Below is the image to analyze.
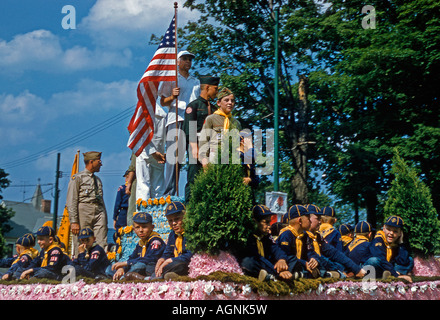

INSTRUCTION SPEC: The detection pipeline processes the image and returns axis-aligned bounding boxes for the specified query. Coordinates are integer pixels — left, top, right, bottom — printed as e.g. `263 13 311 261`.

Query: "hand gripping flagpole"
174 2 179 196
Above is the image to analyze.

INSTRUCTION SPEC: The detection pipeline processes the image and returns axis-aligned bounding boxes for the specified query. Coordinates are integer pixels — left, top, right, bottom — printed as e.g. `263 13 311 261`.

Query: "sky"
0 0 201 226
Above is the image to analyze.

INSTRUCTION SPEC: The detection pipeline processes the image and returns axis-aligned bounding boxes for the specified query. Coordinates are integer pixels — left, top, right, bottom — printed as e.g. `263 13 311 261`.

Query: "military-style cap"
385 215 404 228
355 221 373 234
165 201 186 216
339 224 354 235
78 227 95 240
83 151 102 162
22 233 36 246
133 212 153 224
16 236 32 247
36 226 55 237
177 50 195 59
321 206 336 217
252 205 274 221
199 75 220 86
306 204 322 215
283 204 309 223
216 87 234 101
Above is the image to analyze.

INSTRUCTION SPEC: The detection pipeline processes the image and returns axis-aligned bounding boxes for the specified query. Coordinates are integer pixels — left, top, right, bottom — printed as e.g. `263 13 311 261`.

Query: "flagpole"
174 1 179 196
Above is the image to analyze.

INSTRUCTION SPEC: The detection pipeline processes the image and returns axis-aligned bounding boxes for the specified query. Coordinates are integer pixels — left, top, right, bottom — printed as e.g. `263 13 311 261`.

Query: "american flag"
127 16 177 156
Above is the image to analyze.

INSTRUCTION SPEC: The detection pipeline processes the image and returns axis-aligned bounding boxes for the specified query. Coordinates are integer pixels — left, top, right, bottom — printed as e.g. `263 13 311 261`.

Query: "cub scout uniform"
28 227 70 280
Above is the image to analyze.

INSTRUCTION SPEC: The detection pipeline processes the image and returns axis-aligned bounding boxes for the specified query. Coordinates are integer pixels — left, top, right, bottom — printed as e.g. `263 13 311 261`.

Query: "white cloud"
0 79 137 148
80 0 200 48
0 30 132 74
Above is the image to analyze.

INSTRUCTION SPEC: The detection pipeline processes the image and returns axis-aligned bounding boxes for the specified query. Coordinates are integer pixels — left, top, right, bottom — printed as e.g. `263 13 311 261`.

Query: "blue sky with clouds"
0 0 199 223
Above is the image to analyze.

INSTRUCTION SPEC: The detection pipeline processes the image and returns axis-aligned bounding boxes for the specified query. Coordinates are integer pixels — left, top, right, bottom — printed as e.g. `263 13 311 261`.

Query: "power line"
0 104 135 170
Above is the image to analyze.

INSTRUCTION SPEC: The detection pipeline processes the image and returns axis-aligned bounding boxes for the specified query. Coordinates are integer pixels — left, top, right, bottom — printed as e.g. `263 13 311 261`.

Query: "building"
1 183 55 257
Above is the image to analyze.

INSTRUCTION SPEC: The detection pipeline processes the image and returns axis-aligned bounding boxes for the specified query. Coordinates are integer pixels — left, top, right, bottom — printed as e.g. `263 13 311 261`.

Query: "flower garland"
1 278 440 300
188 251 244 278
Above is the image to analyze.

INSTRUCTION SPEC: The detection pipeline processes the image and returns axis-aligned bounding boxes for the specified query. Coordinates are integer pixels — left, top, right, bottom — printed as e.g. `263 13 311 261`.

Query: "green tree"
309 0 440 226
384 150 440 257
184 143 255 256
0 168 14 257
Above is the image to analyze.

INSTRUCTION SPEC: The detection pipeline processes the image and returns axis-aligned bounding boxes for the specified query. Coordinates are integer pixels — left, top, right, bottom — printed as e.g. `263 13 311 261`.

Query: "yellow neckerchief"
12 248 39 265
253 234 265 257
375 230 395 262
214 109 231 132
348 235 370 252
174 232 185 258
306 231 321 256
341 235 353 246
139 232 161 257
279 225 305 259
319 223 335 239
41 244 60 267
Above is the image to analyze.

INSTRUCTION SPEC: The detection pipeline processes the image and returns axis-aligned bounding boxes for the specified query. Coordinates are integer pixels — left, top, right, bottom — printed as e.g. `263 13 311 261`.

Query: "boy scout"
1 234 39 280
111 212 165 281
155 201 193 280
365 215 413 282
69 227 110 280
347 221 374 265
66 151 108 257
239 205 295 282
198 87 242 168
183 75 220 202
276 205 317 278
319 206 343 251
339 223 354 255
306 208 366 278
20 226 70 281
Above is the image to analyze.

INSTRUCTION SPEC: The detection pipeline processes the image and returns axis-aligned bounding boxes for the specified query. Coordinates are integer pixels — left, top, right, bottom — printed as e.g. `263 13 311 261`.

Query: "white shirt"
159 73 200 127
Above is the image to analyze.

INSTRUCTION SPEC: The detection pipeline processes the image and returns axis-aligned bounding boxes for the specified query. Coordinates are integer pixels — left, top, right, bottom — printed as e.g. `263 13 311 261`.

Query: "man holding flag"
127 7 199 198
159 50 200 197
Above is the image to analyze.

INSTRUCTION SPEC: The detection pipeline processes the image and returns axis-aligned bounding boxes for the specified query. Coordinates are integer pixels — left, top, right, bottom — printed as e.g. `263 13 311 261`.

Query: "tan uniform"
66 169 108 256
199 113 242 164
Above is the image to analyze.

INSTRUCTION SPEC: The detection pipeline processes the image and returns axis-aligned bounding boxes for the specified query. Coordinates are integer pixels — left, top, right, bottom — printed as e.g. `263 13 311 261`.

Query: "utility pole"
52 153 61 233
273 7 280 191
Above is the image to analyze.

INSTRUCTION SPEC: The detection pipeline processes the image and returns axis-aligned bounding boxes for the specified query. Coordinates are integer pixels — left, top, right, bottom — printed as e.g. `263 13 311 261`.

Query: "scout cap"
22 233 36 246
133 212 153 224
306 204 322 215
252 205 274 221
355 221 373 234
321 206 336 217
283 204 309 222
177 50 195 59
16 236 32 247
385 215 404 228
83 151 101 162
216 87 234 101
339 224 354 235
199 75 220 86
78 227 94 240
165 201 186 216
36 226 55 237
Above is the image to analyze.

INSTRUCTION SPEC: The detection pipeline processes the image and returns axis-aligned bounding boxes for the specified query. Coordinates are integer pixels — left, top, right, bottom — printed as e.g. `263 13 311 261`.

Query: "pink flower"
188 251 243 278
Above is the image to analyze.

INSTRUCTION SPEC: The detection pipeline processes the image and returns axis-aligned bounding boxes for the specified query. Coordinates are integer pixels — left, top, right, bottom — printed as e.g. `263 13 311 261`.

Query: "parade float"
2 159 440 301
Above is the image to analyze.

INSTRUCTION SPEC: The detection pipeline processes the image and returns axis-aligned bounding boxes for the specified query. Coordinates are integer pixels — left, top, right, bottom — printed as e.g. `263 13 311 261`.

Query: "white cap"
177 50 195 59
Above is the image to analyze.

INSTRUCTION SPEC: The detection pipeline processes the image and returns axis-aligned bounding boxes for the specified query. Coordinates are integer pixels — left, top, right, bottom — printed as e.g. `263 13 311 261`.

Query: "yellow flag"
56 150 80 256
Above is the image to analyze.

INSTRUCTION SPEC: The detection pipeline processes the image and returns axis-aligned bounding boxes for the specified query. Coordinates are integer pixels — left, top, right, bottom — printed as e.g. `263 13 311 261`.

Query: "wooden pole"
174 2 179 196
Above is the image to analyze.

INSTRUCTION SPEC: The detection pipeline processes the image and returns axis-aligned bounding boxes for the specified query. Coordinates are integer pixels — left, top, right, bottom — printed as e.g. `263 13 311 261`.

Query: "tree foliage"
184 144 255 256
0 168 14 257
179 0 440 226
384 150 440 257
